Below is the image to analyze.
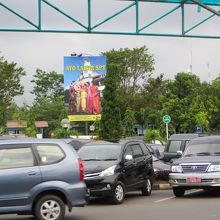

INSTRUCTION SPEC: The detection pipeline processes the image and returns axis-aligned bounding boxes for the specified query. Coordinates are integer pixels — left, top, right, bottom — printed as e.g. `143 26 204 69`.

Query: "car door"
122 145 137 188
0 145 42 207
131 143 147 187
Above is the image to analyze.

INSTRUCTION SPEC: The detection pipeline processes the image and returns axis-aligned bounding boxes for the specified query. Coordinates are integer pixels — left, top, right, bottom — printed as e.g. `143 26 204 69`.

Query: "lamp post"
61 118 70 138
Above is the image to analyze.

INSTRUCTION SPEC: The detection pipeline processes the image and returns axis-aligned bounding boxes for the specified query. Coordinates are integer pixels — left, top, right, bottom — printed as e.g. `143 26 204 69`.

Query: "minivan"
0 138 87 220
78 140 154 204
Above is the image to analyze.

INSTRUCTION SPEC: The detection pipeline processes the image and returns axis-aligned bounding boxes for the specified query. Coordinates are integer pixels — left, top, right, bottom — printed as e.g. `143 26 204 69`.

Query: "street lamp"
61 118 70 137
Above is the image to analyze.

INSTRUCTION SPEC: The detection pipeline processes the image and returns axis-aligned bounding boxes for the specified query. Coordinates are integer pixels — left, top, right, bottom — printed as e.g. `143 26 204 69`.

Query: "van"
162 134 200 162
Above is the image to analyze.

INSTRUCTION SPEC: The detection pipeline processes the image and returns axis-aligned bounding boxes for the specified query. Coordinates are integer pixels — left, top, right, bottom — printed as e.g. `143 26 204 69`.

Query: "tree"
161 72 202 133
123 107 136 137
103 46 154 94
99 64 123 140
30 69 67 132
31 69 64 101
144 129 164 144
0 56 26 126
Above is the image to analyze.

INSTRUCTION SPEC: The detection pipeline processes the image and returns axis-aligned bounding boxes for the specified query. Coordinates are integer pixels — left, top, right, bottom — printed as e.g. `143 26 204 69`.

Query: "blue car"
0 138 87 220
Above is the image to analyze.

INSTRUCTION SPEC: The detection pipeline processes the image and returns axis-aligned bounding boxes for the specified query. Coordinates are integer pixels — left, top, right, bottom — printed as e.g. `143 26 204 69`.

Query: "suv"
162 133 200 162
0 138 87 220
78 140 154 204
170 136 220 197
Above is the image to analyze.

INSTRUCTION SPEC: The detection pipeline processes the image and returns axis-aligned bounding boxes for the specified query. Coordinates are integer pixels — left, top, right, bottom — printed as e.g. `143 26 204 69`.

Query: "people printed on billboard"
64 56 106 118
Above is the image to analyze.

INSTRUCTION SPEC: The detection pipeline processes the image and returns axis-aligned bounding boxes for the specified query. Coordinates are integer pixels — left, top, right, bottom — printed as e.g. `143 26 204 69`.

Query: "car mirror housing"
125 154 133 161
176 150 183 157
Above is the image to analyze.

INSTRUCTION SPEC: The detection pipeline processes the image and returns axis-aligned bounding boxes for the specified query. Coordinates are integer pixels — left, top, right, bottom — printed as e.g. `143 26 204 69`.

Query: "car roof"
169 133 199 140
0 135 17 140
0 138 67 146
83 140 120 146
190 135 220 145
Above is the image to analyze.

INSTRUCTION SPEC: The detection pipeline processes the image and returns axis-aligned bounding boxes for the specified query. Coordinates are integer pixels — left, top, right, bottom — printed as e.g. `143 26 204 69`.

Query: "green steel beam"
1 0 220 39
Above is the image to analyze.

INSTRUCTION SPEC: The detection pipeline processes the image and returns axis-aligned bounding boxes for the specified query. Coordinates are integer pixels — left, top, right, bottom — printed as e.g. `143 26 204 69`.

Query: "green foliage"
31 69 64 101
0 126 7 134
99 64 123 140
0 56 26 126
144 129 164 144
123 107 136 137
52 128 80 138
103 46 154 93
25 126 38 137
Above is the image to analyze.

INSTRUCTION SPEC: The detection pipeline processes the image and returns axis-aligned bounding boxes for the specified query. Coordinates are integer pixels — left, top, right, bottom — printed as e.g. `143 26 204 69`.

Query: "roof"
6 121 27 129
169 133 199 140
35 121 48 128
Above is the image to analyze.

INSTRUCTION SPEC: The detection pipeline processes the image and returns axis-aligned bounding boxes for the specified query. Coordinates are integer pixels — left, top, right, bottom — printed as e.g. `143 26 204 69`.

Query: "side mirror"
125 154 133 161
177 150 183 157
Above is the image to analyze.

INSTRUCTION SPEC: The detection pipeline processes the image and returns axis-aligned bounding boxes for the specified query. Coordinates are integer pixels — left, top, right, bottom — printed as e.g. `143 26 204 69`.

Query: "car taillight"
78 159 84 182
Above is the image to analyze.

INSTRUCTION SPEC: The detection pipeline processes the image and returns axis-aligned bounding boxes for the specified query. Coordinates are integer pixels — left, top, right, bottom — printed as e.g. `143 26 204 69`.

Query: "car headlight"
208 165 220 172
99 165 116 177
154 168 159 172
171 165 182 173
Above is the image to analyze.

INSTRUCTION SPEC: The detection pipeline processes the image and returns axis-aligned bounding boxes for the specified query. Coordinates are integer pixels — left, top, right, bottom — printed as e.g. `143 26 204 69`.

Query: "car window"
0 147 34 169
35 144 65 165
78 144 121 160
124 146 133 157
167 140 182 153
131 144 144 158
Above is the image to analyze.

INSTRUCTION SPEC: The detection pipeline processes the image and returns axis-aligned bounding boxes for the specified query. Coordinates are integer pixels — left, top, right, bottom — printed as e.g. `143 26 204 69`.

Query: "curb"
153 182 171 190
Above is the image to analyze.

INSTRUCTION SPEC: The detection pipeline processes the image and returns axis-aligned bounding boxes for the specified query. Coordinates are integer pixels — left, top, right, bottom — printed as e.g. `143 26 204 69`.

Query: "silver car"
0 138 87 220
169 136 220 197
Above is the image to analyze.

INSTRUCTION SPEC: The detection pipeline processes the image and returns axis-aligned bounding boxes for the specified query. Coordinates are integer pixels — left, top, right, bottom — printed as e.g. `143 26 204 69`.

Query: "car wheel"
34 195 65 220
112 181 125 204
173 187 185 197
141 178 152 196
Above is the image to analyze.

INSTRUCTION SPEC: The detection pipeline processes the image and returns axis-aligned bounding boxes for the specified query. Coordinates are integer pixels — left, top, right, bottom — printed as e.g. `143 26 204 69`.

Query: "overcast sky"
1 0 220 104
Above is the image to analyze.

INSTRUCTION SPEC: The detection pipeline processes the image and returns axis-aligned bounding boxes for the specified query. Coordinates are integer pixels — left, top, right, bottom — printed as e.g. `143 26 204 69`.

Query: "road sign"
163 115 171 124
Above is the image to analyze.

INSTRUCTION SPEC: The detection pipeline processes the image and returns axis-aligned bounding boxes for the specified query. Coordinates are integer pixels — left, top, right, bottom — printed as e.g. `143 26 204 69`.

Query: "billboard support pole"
85 122 89 135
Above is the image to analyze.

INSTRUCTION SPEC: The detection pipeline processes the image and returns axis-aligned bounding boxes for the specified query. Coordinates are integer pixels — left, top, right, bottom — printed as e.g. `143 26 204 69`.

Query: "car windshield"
78 144 122 160
184 143 220 157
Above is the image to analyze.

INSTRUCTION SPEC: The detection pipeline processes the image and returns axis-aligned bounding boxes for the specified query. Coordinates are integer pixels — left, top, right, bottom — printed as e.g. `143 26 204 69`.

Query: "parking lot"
1 189 220 220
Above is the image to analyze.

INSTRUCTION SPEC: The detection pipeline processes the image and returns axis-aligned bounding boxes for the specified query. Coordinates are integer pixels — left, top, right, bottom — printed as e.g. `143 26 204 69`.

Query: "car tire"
141 177 152 196
111 181 125 204
34 194 65 220
173 187 185 197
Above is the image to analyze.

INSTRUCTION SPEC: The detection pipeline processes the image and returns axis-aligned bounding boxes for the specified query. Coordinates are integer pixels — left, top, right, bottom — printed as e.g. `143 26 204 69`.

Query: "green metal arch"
0 0 220 38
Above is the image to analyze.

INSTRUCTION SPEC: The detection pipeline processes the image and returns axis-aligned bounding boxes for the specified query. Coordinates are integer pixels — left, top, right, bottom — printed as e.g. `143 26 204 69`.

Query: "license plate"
186 177 201 183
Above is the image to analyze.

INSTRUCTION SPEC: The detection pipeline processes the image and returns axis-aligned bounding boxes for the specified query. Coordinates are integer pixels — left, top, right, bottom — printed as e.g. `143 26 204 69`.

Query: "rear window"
35 144 65 165
167 140 182 153
0 147 34 169
78 144 122 160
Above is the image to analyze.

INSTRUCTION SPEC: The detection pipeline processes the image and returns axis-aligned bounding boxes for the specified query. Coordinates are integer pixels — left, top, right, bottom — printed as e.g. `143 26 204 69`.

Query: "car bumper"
85 175 117 197
169 172 220 187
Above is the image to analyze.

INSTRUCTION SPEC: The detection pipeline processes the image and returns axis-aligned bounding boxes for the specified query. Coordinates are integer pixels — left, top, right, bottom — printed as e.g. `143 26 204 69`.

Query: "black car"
78 140 154 204
152 155 170 181
63 138 94 151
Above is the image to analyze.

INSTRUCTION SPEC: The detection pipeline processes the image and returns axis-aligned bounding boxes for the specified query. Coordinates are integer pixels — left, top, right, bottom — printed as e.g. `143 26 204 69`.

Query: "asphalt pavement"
1 189 220 220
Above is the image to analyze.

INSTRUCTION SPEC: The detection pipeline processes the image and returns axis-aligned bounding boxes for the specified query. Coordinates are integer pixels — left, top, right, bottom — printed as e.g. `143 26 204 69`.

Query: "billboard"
64 56 106 121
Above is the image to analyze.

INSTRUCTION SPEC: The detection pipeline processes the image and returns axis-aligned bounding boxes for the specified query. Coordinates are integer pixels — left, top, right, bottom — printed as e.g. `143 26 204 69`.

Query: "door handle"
28 171 37 176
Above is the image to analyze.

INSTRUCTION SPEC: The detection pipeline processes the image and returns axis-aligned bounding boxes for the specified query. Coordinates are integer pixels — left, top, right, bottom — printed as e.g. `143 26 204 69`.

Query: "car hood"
173 156 220 165
83 160 118 174
153 160 171 170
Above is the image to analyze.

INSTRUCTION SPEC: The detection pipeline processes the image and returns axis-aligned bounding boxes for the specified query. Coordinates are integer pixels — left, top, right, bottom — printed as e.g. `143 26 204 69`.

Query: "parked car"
78 140 154 204
152 155 171 181
0 138 87 220
162 133 202 162
63 138 94 151
145 143 164 158
0 134 17 140
170 135 220 197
